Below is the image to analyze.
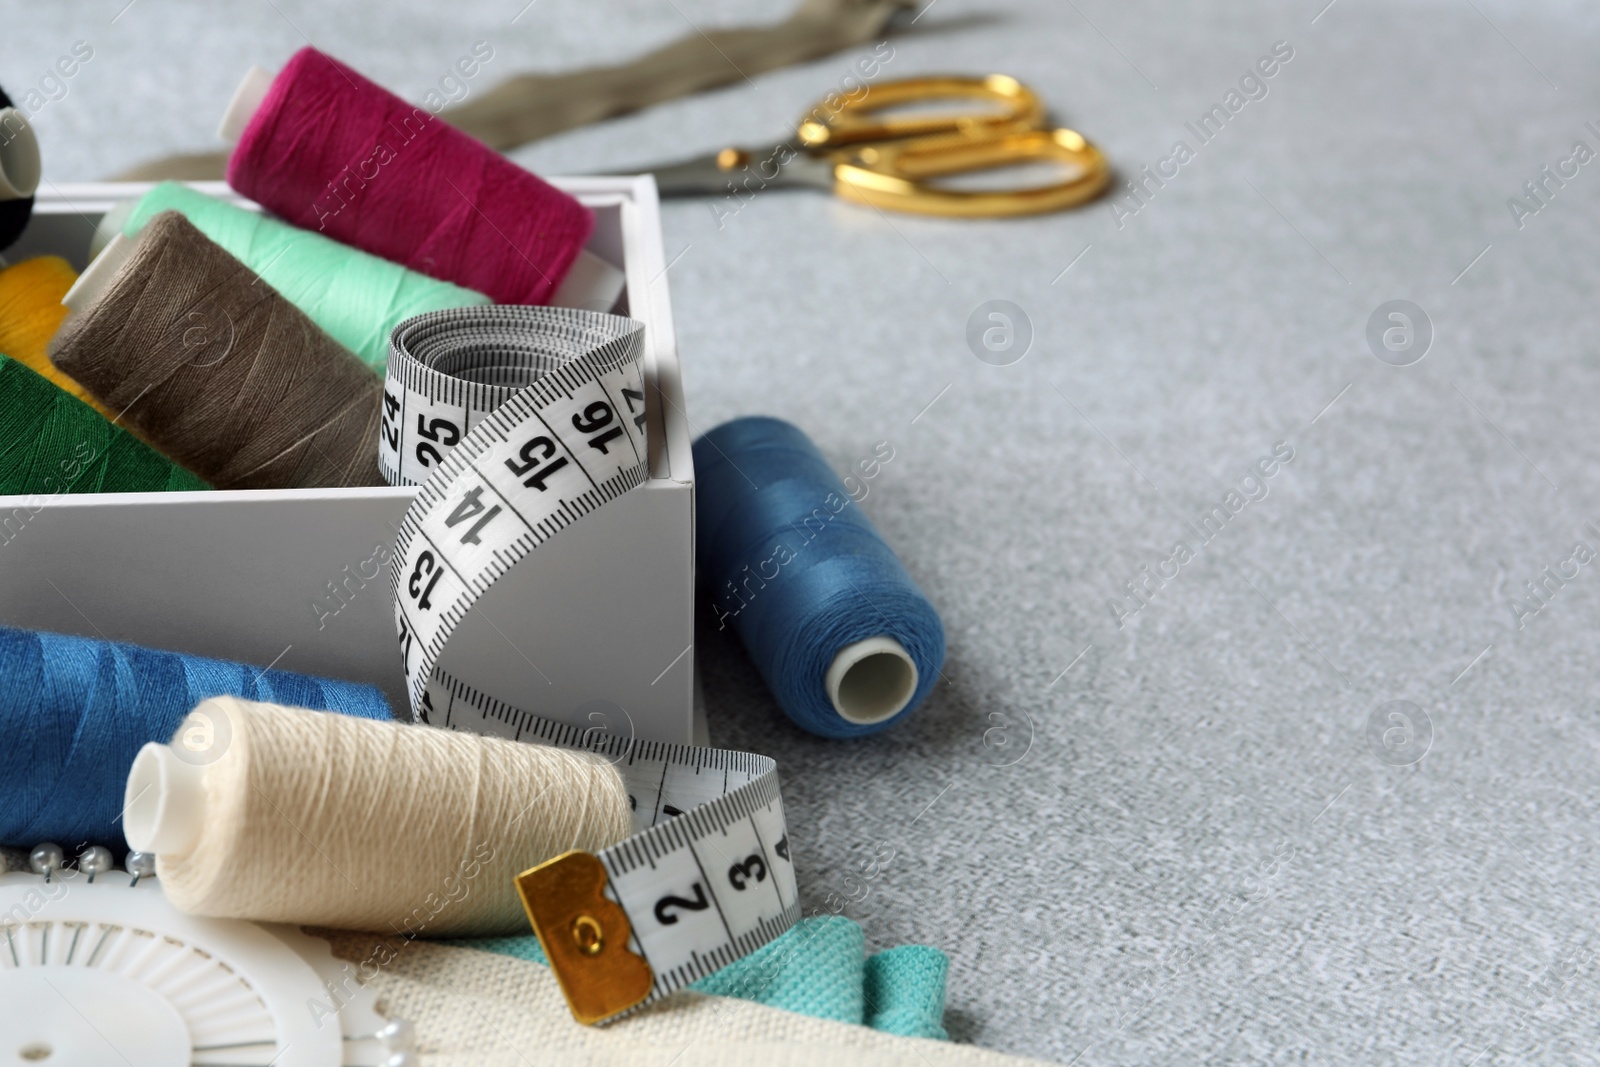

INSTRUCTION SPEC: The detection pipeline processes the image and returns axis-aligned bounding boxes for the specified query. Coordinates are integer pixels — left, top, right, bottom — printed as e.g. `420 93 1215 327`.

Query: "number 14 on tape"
380 307 801 1023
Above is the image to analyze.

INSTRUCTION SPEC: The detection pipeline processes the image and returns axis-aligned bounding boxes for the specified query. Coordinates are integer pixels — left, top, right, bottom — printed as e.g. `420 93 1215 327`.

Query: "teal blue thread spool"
694 416 945 738
0 624 391 848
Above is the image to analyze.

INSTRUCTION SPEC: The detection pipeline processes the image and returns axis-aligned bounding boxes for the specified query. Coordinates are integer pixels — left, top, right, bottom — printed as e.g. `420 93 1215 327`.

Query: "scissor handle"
797 74 1046 150
831 127 1112 218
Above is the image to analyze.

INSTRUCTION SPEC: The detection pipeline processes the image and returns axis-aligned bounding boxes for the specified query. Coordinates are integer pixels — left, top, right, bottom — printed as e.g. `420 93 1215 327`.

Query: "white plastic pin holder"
1 845 415 1066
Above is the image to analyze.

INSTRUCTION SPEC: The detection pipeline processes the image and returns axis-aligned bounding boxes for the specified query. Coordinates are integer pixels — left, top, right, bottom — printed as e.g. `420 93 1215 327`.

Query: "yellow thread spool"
0 256 115 420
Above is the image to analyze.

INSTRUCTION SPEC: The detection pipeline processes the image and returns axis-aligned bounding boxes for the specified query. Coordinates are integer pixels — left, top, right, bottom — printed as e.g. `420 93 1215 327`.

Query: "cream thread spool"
123 696 632 937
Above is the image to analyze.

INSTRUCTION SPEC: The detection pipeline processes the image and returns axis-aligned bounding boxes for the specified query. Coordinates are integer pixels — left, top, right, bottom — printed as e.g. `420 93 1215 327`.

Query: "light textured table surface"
9 1 1600 1062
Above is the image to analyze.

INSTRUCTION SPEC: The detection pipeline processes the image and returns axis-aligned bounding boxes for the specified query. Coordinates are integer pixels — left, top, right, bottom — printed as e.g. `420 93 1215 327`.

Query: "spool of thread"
693 416 945 738
226 48 594 306
0 255 116 418
103 182 491 369
0 83 41 251
0 626 390 848
0 355 207 494
124 696 631 937
49 211 387 490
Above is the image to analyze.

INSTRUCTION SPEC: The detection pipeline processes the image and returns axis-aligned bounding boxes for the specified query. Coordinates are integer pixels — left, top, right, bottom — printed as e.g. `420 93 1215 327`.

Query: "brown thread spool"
48 211 386 490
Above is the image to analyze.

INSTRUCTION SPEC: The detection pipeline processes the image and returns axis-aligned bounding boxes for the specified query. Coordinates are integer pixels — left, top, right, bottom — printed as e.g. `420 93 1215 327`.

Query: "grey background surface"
9 0 1600 1062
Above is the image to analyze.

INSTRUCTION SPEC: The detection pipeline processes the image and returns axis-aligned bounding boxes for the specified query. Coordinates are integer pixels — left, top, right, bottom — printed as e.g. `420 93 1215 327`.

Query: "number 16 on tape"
380 307 802 1022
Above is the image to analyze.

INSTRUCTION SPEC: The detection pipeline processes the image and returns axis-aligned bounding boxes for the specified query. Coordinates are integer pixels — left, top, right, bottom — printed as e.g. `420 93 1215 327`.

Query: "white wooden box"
0 179 697 743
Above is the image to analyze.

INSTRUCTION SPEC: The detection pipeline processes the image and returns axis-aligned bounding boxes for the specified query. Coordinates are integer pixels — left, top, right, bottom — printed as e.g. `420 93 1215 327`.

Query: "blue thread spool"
0 625 391 847
693 416 945 738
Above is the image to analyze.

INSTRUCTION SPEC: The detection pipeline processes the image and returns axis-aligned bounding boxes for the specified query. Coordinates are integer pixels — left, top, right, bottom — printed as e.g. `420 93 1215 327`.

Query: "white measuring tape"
380 306 799 1024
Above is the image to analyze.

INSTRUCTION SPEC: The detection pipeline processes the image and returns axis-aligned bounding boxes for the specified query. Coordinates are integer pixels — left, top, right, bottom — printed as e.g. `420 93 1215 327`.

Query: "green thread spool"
112 182 491 369
0 355 207 495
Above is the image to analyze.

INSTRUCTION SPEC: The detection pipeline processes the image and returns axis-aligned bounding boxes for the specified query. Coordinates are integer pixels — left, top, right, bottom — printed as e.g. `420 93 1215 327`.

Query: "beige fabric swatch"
318 929 1061 1067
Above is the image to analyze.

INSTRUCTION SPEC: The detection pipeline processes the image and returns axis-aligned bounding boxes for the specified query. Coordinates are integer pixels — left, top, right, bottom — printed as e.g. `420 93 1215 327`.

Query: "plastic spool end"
550 250 627 312
217 65 274 144
0 107 42 200
124 743 207 855
62 231 135 318
826 636 918 726
87 199 134 261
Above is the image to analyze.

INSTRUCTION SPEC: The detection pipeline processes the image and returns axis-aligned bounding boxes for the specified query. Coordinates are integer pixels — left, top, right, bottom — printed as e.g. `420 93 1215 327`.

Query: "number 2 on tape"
381 307 801 1023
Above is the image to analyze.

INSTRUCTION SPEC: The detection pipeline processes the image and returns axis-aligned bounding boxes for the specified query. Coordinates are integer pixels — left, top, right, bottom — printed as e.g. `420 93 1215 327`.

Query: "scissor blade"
597 146 835 197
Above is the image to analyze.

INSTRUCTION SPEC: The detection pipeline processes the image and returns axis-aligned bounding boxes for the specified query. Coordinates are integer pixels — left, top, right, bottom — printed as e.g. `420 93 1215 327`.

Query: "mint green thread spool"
108 182 492 369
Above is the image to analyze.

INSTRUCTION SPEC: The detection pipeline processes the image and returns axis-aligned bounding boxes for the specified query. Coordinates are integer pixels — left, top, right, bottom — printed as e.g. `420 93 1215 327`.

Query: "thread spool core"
551 250 626 313
826 636 918 725
0 108 42 200
219 66 274 144
124 743 207 855
87 199 134 261
62 232 136 318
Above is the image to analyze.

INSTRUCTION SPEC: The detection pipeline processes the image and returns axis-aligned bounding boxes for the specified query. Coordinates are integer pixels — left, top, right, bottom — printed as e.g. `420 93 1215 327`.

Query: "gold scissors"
618 74 1111 218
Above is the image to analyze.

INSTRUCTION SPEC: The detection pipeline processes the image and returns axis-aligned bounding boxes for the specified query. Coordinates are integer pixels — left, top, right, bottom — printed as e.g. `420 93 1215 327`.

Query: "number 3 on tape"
382 307 800 1023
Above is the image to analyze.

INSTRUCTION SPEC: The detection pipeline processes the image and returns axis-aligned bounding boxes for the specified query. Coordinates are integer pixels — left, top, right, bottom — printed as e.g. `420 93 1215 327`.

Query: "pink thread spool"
226 48 593 306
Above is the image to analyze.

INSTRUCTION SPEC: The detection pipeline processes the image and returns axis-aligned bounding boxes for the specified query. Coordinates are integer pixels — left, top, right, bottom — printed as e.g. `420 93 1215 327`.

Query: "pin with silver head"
346 1016 417 1065
78 845 113 884
28 842 64 883
126 850 157 888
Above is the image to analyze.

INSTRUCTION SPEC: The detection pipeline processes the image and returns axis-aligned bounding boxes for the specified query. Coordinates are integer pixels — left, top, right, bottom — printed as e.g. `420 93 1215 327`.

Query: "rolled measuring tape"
380 306 799 1025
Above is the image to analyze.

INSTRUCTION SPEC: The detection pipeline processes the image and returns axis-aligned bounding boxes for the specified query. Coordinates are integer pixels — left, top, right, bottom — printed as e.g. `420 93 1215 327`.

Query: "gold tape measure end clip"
517 850 655 1025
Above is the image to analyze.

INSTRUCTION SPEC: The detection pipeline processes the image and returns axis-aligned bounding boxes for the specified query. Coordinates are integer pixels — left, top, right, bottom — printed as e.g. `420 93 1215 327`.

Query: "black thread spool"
0 84 38 252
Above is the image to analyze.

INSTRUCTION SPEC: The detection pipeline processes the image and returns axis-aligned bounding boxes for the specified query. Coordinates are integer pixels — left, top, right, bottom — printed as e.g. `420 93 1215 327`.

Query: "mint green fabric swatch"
692 915 867 1023
864 944 950 1039
457 915 948 1039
